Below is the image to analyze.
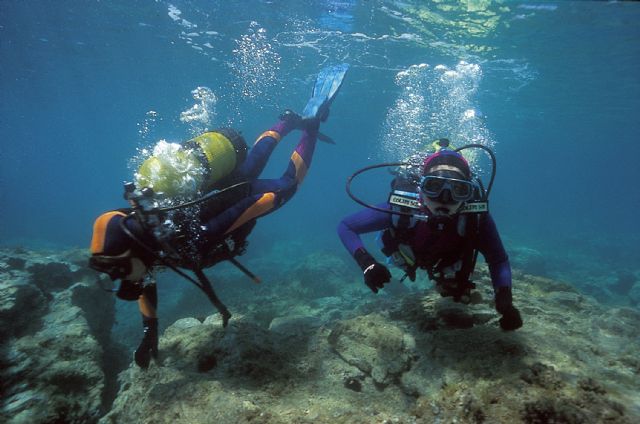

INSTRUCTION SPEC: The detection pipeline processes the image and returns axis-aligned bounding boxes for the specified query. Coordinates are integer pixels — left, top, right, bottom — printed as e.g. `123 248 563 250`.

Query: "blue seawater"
1 1 639 291
2 2 640 420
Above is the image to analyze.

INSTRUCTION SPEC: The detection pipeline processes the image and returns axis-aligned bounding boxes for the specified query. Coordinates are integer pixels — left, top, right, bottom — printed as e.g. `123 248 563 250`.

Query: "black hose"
157 181 250 212
346 162 425 218
97 279 118 293
118 214 232 326
345 144 497 217
454 144 496 198
193 269 232 327
228 257 261 284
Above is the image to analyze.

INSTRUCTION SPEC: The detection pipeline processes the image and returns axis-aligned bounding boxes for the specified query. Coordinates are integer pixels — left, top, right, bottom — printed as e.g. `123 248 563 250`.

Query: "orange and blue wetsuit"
90 117 319 368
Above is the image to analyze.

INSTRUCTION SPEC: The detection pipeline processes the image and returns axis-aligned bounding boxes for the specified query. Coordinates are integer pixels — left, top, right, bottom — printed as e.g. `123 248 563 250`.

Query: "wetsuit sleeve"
476 213 512 290
337 202 391 256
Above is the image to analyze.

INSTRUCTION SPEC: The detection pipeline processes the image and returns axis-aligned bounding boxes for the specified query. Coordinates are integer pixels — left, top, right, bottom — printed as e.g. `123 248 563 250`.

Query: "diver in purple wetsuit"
88 64 350 368
338 141 523 332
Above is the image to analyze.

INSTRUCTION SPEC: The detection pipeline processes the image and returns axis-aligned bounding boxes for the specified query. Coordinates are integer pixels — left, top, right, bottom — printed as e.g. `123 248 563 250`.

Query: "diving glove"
134 317 158 369
354 248 391 294
495 287 523 331
116 279 143 301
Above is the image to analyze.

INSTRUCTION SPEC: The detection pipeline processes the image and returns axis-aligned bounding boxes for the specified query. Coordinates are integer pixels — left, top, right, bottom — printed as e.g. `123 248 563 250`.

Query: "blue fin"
302 63 349 120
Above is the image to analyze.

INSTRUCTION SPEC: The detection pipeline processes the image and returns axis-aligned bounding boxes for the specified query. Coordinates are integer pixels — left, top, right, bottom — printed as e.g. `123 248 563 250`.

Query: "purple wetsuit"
337 202 512 291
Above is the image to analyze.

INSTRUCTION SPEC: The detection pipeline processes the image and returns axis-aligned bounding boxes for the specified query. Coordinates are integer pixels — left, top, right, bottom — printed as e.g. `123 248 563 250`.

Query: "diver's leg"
134 282 158 369
238 120 294 180
203 125 319 237
250 123 319 196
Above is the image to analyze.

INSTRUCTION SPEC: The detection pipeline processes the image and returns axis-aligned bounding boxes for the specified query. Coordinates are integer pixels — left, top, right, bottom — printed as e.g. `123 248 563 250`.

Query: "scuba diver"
338 138 523 331
89 64 349 368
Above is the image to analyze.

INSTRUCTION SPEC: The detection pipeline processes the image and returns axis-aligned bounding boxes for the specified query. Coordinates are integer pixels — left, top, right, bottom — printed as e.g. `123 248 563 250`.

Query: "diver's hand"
134 318 158 369
364 263 392 294
116 279 143 301
495 287 523 331
499 306 523 331
406 267 416 282
354 248 391 294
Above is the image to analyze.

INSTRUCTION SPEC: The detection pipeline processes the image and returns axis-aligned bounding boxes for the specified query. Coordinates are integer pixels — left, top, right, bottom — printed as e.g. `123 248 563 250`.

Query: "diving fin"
302 63 349 121
317 132 336 144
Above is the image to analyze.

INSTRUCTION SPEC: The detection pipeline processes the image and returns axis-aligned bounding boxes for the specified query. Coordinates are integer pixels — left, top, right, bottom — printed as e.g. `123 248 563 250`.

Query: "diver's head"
89 212 149 283
419 149 473 217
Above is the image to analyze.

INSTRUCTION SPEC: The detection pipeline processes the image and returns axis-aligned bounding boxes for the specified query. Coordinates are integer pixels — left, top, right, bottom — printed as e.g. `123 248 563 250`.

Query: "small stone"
344 377 362 392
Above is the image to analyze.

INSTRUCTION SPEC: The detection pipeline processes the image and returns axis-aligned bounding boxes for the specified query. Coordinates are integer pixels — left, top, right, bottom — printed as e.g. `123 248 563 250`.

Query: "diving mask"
89 251 134 281
419 175 474 202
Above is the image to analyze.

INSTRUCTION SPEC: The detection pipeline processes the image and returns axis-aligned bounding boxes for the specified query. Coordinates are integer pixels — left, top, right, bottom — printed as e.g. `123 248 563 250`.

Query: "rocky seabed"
1 247 639 423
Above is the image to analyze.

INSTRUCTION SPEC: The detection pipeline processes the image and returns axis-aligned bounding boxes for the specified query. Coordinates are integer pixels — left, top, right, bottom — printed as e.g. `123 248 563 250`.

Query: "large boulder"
0 248 118 424
101 316 313 423
1 288 106 423
0 277 48 339
101 266 640 424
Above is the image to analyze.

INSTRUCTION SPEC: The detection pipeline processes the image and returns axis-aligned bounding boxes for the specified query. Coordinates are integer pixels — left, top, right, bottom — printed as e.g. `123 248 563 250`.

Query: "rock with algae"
328 313 416 386
102 258 639 423
0 248 116 424
3 248 639 423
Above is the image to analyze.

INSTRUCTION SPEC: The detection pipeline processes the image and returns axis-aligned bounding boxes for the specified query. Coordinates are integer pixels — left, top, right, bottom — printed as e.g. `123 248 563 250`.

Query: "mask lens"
421 176 473 201
421 176 446 197
451 180 472 200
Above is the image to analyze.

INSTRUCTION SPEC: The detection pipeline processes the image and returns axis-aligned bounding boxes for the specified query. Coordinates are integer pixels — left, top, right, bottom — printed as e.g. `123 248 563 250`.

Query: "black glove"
116 279 143 301
134 317 158 369
354 248 391 294
495 287 523 331
405 267 416 282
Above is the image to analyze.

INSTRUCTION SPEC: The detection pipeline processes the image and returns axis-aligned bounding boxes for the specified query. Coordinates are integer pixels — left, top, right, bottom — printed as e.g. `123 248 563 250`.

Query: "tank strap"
454 213 481 284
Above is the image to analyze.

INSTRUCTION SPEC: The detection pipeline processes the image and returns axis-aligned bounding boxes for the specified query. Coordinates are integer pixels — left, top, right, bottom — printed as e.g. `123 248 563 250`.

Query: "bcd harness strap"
384 184 485 302
428 214 480 303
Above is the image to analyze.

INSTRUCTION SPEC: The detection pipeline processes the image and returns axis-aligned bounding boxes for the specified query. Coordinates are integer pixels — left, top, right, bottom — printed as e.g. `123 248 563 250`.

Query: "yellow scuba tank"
430 138 452 152
135 128 248 198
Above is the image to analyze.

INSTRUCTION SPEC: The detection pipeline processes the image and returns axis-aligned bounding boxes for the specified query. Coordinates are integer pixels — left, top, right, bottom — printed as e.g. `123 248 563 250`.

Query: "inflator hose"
345 144 497 216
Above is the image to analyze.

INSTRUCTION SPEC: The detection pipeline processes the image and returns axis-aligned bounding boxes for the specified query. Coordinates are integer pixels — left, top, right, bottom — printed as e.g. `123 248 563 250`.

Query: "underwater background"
1 1 640 422
2 0 638 259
